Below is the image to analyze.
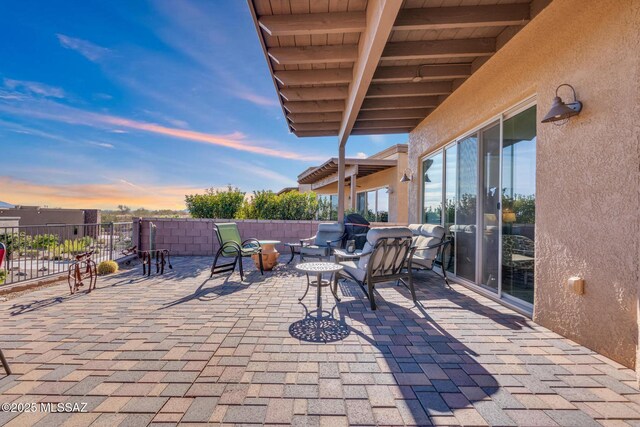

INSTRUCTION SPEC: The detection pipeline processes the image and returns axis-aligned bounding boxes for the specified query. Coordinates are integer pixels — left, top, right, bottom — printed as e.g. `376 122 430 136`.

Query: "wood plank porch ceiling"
249 0 548 139
297 158 397 185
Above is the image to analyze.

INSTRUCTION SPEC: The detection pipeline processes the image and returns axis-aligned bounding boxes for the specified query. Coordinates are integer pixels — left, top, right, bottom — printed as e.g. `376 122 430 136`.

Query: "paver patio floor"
0 256 638 426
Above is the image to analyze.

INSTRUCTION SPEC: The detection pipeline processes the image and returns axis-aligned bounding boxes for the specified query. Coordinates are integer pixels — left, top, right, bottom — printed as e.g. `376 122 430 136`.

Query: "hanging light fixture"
541 84 583 124
400 168 413 183
412 65 430 83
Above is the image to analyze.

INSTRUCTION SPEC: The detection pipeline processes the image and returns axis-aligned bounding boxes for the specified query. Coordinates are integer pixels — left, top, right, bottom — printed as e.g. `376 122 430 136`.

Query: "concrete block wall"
134 218 408 256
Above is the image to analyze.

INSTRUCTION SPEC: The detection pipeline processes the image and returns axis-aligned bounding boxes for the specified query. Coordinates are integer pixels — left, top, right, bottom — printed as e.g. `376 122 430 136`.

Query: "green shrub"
0 231 28 257
31 234 59 249
0 270 6 285
185 186 245 219
97 260 119 275
238 190 319 220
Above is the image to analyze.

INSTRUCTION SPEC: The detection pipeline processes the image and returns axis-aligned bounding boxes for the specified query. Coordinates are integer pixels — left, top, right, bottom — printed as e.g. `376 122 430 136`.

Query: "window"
317 194 338 220
422 151 443 224
356 187 389 222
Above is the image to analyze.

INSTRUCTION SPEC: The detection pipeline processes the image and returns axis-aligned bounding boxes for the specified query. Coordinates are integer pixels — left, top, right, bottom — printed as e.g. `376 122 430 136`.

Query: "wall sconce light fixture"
400 168 413 183
541 84 583 124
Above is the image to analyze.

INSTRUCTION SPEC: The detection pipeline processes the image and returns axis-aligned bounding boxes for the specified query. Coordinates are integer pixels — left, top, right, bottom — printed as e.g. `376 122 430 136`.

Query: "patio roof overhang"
298 157 396 188
248 0 550 221
248 0 550 141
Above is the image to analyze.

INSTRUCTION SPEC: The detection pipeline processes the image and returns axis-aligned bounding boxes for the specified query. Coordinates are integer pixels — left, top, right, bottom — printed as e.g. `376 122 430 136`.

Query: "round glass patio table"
295 262 343 317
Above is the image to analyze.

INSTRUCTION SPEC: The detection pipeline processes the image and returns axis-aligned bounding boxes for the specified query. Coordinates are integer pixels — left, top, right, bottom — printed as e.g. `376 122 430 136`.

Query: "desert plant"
0 269 6 285
31 234 59 249
97 260 119 275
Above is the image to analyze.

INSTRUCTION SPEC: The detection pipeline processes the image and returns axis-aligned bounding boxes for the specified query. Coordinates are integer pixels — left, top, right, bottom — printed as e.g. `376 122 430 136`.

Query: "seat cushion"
411 235 440 264
411 254 433 269
314 222 344 247
419 224 445 240
300 245 329 257
408 224 422 236
358 227 413 270
338 260 365 282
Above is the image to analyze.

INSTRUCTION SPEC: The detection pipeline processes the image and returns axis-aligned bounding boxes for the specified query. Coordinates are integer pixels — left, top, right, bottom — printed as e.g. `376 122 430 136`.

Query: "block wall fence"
134 218 406 256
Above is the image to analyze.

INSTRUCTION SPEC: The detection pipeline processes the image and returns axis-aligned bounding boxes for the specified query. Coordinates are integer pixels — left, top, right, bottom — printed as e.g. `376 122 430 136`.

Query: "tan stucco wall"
407 0 640 368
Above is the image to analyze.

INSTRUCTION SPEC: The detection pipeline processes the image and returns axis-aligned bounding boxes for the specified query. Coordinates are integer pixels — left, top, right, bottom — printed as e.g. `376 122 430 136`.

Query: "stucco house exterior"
249 0 640 374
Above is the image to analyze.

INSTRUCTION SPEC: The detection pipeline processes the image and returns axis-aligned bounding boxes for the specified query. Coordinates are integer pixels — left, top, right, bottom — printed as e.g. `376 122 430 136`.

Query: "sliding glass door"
480 123 501 293
421 102 536 311
455 136 478 282
501 106 536 304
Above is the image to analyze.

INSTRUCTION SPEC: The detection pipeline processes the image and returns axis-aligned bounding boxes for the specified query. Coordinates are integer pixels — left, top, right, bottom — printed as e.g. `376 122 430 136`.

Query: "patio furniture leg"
367 280 376 310
330 273 341 302
316 273 322 308
299 273 310 301
287 246 295 264
0 349 11 375
238 255 244 281
258 251 264 275
408 273 417 302
442 265 450 287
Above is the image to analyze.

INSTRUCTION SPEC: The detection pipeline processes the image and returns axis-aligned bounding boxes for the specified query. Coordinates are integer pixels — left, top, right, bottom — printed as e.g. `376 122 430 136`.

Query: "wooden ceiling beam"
367 81 451 98
353 119 420 129
268 45 358 65
284 100 344 113
339 0 404 146
372 64 471 82
290 122 341 132
351 127 413 135
294 130 339 137
394 4 530 31
287 112 343 123
361 96 440 110
259 11 366 36
275 69 353 86
357 108 432 120
280 86 348 101
382 38 495 60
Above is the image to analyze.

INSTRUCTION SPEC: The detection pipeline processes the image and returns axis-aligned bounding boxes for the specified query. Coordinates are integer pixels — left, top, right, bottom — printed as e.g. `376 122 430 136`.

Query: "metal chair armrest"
300 236 316 247
334 249 371 262
326 236 344 249
413 239 451 253
220 241 242 255
242 238 262 248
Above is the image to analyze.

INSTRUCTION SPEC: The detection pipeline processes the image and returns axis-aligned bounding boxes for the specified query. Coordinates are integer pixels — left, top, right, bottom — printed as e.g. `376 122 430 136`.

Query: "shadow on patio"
0 256 637 426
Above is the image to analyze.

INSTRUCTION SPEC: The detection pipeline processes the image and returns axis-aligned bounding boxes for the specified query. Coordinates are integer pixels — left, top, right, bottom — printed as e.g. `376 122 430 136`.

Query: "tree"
185 186 245 219
117 205 131 214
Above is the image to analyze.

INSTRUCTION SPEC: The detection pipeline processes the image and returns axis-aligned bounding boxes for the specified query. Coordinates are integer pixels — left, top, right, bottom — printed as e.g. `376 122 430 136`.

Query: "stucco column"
337 144 346 222
350 174 357 210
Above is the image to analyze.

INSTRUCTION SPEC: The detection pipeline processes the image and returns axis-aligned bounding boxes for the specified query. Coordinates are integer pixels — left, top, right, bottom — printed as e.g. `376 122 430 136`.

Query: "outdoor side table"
252 240 281 271
295 262 343 316
284 242 301 264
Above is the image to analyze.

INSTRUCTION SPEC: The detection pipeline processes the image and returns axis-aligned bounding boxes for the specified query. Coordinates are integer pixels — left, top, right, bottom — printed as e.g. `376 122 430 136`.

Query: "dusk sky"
0 1 406 210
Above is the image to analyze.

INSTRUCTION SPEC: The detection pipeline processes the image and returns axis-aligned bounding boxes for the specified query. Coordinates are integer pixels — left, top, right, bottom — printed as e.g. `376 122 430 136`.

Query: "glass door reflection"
480 123 501 293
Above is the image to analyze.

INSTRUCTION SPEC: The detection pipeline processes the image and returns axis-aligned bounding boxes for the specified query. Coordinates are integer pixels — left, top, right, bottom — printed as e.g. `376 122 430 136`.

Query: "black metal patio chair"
210 223 263 281
334 227 417 310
